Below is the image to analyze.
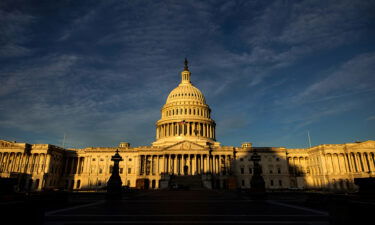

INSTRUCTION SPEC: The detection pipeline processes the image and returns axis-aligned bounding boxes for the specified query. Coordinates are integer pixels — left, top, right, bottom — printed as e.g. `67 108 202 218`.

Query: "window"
99 168 103 174
279 180 282 186
240 158 243 161
110 166 113 173
100 158 104 161
127 180 131 186
241 180 245 186
240 168 244 174
276 158 280 161
249 168 252 174
77 180 81 188
129 158 132 161
277 168 281 174
128 168 131 174
270 180 274 186
269 170 273 174
120 168 123 174
92 158 96 161
98 181 101 186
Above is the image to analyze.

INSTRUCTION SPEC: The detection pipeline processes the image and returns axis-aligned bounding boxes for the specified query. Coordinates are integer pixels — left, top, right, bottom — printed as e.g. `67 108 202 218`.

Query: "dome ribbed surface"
166 83 206 104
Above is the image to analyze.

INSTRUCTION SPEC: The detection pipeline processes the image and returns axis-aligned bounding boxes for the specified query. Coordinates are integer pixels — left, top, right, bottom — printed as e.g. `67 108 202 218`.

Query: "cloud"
238 0 375 85
0 0 374 148
0 8 35 58
292 52 375 104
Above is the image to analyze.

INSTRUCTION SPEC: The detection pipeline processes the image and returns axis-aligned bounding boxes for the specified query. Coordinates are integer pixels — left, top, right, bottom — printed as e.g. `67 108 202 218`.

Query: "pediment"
163 140 206 151
0 140 15 148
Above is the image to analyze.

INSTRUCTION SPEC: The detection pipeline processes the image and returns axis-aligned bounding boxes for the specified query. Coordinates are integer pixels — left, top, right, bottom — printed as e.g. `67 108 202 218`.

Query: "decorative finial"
184 58 189 71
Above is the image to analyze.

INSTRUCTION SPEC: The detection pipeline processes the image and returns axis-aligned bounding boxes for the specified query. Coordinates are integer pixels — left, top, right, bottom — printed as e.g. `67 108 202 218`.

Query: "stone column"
363 153 370 172
355 153 362 172
69 157 75 174
344 153 351 173
168 155 172 174
368 153 375 172
188 155 192 175
173 155 178 174
44 154 51 173
216 156 220 174
162 155 166 173
192 155 196 175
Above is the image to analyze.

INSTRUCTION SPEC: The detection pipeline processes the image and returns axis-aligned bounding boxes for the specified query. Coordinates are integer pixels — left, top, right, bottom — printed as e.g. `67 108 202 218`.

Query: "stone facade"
1 61 375 192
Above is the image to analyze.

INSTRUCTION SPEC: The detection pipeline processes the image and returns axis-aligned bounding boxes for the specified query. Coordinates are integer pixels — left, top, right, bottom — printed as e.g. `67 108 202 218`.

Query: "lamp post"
107 149 123 199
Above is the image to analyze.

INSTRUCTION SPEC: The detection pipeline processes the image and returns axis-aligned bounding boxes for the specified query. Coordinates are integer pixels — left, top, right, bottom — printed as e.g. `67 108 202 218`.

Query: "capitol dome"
152 59 216 147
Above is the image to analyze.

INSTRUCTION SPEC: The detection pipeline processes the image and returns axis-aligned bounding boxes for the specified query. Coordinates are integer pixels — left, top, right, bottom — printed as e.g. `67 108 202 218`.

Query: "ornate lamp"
107 149 123 199
250 151 266 193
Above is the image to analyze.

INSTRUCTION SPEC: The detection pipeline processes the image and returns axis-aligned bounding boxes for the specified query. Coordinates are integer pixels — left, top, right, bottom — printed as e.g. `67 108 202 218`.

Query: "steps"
169 175 204 190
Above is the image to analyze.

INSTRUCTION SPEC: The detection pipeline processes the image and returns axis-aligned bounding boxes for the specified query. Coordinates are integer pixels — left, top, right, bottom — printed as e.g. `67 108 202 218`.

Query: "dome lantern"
181 58 191 84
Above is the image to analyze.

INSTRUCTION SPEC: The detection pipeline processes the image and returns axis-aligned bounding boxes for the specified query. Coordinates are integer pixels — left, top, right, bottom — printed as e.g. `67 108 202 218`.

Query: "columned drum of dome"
152 59 217 147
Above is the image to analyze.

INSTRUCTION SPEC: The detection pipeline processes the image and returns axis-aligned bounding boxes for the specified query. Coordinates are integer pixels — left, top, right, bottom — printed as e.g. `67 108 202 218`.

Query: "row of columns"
156 122 215 139
63 156 85 175
288 157 309 176
139 154 232 176
325 152 375 174
0 152 50 174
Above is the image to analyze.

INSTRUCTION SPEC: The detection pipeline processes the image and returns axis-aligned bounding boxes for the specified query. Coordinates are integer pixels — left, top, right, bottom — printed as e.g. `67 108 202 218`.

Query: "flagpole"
62 133 66 148
307 131 312 148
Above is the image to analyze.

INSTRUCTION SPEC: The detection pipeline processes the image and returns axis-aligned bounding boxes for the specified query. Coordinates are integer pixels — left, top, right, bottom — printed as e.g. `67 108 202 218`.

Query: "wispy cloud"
291 52 375 104
0 0 374 148
0 8 35 58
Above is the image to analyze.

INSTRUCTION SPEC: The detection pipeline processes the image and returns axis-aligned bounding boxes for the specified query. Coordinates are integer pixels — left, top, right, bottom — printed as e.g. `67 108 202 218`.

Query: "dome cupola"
152 59 216 147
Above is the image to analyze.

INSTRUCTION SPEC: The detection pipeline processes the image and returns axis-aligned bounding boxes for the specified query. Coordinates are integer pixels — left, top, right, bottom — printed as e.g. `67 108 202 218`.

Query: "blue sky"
1 0 375 149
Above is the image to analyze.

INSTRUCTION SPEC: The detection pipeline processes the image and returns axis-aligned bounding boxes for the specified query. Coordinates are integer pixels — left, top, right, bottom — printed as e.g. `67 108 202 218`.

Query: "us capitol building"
1 60 375 192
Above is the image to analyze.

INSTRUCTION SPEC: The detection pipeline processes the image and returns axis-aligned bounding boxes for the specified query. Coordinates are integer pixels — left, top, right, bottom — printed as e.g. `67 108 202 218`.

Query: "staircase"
169 175 204 190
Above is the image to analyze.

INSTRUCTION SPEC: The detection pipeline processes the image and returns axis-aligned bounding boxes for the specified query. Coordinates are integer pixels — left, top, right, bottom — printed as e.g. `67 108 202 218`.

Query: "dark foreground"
1 190 374 225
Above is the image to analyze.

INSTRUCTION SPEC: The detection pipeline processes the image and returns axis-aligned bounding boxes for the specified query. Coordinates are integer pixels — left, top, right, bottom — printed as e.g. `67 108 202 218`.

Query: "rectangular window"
249 168 252 174
240 168 244 174
120 168 123 174
269 170 273 174
241 180 245 186
128 168 131 174
92 158 96 161
99 168 103 174
279 180 282 186
129 158 132 161
277 168 281 174
270 180 274 186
